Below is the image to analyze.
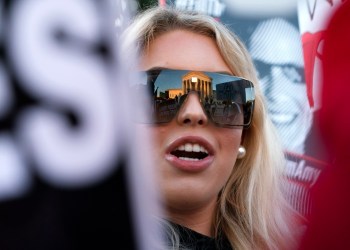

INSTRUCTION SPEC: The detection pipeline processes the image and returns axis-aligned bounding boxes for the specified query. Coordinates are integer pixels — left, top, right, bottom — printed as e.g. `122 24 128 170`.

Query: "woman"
122 6 299 250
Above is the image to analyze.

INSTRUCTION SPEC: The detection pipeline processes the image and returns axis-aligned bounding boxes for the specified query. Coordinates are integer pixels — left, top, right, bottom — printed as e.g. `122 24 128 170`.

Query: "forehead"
139 29 232 74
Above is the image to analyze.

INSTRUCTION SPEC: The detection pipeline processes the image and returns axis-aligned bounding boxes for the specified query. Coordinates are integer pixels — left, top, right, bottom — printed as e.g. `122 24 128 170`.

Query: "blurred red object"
298 1 350 249
159 0 167 7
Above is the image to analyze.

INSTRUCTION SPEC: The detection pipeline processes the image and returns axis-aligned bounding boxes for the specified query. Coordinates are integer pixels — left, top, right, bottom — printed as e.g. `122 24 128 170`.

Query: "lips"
165 136 214 172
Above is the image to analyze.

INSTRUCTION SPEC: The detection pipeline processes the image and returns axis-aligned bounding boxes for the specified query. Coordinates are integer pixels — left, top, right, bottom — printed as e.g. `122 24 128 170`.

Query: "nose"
176 92 208 126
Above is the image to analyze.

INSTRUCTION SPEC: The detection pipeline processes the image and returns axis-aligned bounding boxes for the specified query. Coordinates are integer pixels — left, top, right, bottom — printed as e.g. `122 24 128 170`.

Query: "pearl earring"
237 146 246 159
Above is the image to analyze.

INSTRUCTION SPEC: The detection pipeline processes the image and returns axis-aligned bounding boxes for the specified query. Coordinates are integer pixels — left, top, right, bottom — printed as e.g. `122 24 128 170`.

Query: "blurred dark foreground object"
298 1 350 249
0 0 159 249
0 166 136 250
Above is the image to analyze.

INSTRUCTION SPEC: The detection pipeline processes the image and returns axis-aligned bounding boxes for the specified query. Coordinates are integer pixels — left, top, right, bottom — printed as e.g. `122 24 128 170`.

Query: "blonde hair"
122 6 299 250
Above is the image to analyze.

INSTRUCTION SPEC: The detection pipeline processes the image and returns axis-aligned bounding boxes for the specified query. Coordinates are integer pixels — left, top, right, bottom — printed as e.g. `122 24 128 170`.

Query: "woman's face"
139 30 243 213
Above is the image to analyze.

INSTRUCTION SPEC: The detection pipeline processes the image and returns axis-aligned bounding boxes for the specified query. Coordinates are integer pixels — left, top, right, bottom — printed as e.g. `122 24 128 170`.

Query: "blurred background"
136 0 158 11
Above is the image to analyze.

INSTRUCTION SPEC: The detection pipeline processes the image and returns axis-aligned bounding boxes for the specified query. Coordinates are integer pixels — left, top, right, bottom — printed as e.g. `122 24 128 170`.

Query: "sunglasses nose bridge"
176 92 208 126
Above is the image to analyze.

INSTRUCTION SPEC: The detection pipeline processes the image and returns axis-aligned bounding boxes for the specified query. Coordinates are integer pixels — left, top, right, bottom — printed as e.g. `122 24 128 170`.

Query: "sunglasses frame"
134 69 255 128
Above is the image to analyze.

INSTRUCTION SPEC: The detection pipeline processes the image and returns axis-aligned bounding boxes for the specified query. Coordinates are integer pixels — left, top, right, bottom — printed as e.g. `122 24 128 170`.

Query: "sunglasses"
131 69 255 128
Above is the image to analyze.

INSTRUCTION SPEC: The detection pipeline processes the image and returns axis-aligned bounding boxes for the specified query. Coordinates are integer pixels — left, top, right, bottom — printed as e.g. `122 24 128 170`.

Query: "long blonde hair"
122 6 299 250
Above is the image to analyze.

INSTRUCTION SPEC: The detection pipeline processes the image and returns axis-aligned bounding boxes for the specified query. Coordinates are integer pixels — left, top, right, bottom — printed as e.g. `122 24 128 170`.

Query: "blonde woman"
122 6 299 250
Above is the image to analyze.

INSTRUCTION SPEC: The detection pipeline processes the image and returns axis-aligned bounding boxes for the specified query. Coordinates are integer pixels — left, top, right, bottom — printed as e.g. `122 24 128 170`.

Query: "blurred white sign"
224 0 298 17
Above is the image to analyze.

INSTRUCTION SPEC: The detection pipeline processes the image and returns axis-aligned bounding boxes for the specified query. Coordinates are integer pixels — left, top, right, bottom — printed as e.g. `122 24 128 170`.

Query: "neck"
165 199 217 237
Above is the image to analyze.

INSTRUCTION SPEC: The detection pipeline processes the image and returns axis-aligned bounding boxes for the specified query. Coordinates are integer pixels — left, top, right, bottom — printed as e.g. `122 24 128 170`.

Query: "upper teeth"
177 143 208 154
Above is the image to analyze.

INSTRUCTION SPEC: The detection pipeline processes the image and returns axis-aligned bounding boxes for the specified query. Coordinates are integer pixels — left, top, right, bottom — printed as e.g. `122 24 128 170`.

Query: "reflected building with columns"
163 71 213 101
182 71 213 100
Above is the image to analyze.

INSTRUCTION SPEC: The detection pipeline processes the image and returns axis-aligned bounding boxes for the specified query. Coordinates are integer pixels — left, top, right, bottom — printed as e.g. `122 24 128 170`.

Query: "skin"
139 29 242 237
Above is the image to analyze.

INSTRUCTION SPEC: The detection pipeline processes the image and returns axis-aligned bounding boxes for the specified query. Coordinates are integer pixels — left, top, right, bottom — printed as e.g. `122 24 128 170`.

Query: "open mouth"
170 143 209 161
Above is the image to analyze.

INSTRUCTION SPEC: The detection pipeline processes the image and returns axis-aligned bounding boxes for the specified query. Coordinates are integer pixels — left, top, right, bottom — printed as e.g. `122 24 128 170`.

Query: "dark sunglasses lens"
154 97 179 123
134 69 254 126
203 78 254 127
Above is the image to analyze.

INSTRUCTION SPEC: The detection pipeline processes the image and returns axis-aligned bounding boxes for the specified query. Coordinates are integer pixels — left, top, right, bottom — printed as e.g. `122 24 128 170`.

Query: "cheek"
293 84 308 103
215 129 242 167
217 129 242 150
221 141 240 168
213 132 242 193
